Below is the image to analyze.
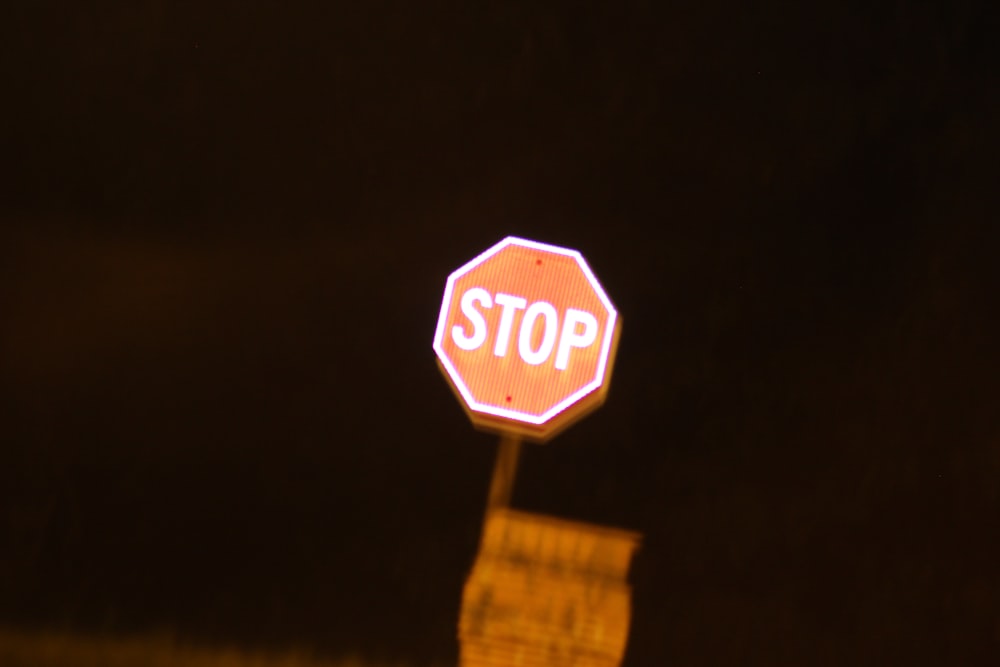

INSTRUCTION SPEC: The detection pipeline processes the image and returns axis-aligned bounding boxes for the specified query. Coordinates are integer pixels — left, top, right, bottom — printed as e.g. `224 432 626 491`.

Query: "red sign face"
433 237 620 440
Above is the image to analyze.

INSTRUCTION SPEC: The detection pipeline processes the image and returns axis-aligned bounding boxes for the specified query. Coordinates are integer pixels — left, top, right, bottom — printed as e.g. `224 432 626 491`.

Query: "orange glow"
433 237 620 441
0 627 359 667
459 510 640 667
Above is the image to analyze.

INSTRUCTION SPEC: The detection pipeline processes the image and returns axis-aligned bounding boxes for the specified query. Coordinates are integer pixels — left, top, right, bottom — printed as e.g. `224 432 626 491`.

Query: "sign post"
485 432 521 516
433 236 637 667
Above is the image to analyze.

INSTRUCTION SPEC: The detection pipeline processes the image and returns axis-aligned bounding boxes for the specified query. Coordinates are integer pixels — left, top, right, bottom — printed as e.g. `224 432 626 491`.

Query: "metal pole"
485 431 522 516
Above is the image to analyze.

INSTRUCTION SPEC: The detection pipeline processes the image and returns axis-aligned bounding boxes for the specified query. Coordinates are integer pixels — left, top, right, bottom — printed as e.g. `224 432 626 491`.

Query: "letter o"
518 301 559 365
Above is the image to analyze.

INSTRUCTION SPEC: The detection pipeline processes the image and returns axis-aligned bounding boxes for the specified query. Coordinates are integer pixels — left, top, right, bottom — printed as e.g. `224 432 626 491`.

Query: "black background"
1 2 997 665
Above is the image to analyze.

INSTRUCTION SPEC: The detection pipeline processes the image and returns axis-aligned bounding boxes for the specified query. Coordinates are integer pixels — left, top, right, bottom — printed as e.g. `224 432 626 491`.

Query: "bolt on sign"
433 237 620 441
459 509 641 667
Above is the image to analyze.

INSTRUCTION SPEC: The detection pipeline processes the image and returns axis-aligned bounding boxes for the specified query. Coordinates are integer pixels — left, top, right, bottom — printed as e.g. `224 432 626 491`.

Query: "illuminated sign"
433 237 620 441
459 509 640 667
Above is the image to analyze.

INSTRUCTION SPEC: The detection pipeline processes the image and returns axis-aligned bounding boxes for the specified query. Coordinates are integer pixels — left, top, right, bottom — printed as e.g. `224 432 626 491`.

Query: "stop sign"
433 236 620 441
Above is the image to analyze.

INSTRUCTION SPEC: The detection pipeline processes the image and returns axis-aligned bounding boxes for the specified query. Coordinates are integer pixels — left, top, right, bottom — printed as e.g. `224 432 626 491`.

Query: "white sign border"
433 236 618 426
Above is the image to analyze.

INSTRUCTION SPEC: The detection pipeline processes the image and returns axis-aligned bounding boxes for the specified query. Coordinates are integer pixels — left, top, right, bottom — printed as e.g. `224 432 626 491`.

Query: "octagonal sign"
433 236 620 441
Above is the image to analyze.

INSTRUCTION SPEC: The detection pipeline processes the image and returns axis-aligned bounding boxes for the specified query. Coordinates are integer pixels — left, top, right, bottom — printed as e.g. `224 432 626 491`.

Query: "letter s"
452 287 492 351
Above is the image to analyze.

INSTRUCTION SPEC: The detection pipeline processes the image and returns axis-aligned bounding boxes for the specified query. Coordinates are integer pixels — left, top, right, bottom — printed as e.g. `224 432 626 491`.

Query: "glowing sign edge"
432 236 618 426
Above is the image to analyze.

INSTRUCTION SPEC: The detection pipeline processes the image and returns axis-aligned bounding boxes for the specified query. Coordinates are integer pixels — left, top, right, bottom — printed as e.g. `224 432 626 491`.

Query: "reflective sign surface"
459 509 640 667
434 237 619 439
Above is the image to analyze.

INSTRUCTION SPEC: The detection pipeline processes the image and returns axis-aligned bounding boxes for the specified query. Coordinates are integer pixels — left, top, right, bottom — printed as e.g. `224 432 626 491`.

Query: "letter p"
555 309 598 370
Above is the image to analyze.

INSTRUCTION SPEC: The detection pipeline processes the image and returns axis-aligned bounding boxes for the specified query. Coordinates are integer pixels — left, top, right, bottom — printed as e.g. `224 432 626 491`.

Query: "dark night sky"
1 1 998 665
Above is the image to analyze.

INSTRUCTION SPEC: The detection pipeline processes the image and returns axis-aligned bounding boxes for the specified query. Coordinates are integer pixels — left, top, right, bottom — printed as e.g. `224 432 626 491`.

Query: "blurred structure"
459 509 640 667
